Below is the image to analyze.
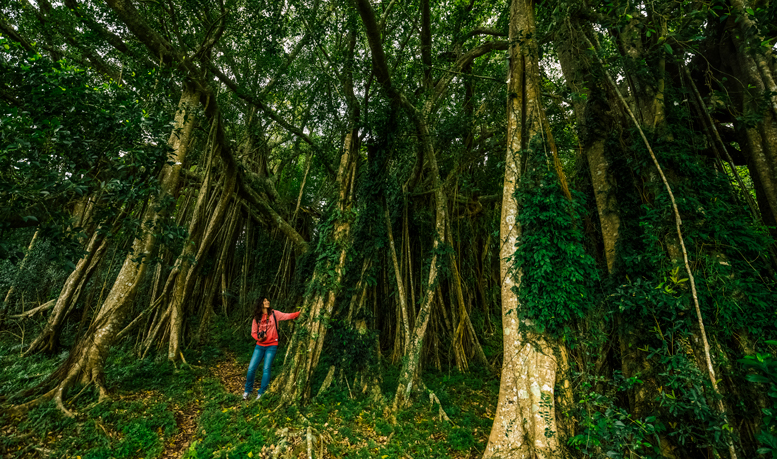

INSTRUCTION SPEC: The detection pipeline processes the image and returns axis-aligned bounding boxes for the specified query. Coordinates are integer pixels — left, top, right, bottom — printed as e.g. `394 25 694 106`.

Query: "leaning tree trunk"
2 229 40 316
715 6 777 238
25 227 110 355
484 1 561 457
10 85 199 416
168 127 238 361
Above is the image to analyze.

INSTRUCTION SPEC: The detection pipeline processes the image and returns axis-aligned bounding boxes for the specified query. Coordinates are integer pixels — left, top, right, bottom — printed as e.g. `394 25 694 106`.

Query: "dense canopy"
1 0 777 458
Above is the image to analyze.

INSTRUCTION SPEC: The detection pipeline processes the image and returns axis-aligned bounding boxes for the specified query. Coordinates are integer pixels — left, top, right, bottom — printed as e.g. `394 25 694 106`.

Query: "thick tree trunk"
718 13 777 238
556 18 621 273
11 85 199 414
484 1 561 457
169 137 237 361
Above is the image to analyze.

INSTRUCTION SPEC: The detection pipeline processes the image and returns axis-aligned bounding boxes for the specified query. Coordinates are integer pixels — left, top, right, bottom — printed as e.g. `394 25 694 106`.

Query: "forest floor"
0 322 500 459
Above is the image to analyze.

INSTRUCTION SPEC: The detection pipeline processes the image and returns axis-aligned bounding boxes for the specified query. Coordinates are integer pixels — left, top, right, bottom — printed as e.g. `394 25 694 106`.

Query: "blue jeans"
244 345 278 395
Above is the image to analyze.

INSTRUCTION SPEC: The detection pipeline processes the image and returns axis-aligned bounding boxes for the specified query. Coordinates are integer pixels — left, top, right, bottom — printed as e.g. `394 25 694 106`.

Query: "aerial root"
5 386 57 417
54 388 75 418
95 377 110 403
429 392 453 424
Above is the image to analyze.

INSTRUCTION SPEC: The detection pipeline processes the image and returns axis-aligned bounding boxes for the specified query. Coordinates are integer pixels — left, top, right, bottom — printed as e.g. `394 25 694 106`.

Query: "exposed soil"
212 353 245 396
158 355 243 458
160 402 200 459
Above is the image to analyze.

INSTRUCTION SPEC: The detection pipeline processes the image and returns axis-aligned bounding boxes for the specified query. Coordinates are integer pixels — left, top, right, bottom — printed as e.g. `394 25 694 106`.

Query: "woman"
243 297 300 400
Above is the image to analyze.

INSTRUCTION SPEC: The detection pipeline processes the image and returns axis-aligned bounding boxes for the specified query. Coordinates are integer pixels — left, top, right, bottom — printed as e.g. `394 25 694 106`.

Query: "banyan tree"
1 0 776 457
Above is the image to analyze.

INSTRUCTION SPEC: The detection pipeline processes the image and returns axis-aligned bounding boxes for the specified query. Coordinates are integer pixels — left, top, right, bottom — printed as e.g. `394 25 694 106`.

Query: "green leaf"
664 43 673 54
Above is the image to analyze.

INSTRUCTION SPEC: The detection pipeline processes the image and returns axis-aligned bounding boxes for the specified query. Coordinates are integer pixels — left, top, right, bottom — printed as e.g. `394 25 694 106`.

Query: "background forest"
1 0 777 458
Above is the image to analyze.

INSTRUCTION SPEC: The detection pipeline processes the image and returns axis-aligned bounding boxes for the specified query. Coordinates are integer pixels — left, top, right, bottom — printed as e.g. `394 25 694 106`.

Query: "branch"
24 0 121 80
354 0 390 87
236 174 309 255
105 0 327 181
460 27 507 43
0 15 36 53
206 62 321 154
104 0 203 79
430 66 502 83
9 300 56 319
429 40 507 111
377 0 398 33
62 0 154 67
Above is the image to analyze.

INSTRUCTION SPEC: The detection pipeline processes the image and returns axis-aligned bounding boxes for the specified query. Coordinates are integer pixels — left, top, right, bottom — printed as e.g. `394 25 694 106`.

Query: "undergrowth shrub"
740 342 777 458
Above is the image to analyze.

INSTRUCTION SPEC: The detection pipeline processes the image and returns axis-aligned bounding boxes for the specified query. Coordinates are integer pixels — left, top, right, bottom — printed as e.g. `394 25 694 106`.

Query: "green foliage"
448 426 475 451
0 341 68 397
0 341 180 458
0 38 171 232
571 388 666 459
740 342 777 458
511 164 599 338
323 320 378 377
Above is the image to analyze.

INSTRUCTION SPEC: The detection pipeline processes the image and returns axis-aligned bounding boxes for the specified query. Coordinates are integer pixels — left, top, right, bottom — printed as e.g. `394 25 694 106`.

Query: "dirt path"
212 353 245 396
160 402 200 459
158 355 244 458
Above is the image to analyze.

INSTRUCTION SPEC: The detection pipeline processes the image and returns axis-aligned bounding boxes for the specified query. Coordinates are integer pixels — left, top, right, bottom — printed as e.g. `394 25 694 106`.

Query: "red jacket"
252 310 300 346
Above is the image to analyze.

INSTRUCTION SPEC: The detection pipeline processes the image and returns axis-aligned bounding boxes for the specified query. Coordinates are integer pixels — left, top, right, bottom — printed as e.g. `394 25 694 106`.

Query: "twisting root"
54 388 75 418
6 387 57 417
429 392 453 424
95 377 110 403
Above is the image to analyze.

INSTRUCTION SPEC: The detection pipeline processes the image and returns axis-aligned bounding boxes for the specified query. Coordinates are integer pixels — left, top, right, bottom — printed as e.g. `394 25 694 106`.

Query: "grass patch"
0 332 499 458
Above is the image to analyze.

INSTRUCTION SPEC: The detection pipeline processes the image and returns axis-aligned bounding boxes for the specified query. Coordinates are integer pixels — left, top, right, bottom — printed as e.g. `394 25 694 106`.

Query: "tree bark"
556 17 621 273
484 1 561 457
11 85 199 414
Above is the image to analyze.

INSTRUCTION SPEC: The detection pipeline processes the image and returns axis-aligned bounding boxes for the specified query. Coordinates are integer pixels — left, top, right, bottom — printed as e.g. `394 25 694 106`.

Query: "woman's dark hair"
252 297 273 323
